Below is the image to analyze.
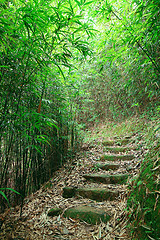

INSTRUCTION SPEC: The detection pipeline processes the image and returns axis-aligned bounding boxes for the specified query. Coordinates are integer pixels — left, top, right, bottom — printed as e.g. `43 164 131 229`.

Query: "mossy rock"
116 139 131 145
63 187 119 201
102 139 130 146
104 146 134 153
63 187 77 198
113 136 132 140
83 173 129 184
77 188 119 201
123 136 132 139
48 208 63 216
63 206 110 224
100 154 134 161
96 163 119 170
102 140 116 146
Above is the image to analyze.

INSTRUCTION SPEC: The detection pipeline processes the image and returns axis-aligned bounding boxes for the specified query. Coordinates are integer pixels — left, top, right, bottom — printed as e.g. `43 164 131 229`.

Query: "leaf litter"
0 136 143 240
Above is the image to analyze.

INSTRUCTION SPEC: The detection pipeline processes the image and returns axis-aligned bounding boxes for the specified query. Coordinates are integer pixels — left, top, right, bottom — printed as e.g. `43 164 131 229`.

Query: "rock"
102 139 130 146
123 136 133 139
63 187 77 198
104 146 135 153
113 136 132 140
48 208 63 216
83 173 129 184
116 139 131 145
77 188 119 201
63 206 110 224
100 154 134 161
63 187 119 201
96 163 119 170
102 140 116 146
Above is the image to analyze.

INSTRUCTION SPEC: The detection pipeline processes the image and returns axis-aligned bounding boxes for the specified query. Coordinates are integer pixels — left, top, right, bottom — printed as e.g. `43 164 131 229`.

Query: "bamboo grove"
0 0 92 209
0 0 160 212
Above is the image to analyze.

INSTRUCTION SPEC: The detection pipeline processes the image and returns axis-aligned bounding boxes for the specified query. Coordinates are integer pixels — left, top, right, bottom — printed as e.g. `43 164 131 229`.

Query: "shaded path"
0 135 141 239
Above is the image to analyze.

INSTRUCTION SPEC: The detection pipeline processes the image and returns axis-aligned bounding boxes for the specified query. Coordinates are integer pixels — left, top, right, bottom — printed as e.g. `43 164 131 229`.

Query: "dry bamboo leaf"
154 194 159 210
91 232 97 240
147 235 156 240
98 226 102 239
152 165 160 171
0 137 137 240
155 191 160 194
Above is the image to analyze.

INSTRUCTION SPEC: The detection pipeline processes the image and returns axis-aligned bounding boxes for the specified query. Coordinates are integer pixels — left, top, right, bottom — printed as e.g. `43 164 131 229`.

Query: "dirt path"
0 135 142 240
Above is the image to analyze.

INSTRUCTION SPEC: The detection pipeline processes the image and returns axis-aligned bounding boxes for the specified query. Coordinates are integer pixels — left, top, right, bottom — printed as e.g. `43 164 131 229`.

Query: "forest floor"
0 125 144 240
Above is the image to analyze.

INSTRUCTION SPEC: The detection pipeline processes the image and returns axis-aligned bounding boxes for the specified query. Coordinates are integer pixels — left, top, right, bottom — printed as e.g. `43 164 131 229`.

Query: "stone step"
63 206 110 224
63 187 119 201
96 162 119 170
100 154 134 161
48 208 63 217
102 139 130 146
113 135 132 140
104 146 135 153
83 173 129 184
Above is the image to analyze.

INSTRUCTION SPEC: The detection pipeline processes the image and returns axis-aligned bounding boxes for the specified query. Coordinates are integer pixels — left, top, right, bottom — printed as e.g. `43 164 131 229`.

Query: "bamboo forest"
0 0 159 239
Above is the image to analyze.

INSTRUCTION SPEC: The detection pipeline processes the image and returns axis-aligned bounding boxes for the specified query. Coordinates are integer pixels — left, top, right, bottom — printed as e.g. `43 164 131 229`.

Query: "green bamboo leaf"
0 66 10 68
83 1 93 6
0 191 10 207
25 145 42 154
37 135 51 145
74 0 81 7
0 188 21 195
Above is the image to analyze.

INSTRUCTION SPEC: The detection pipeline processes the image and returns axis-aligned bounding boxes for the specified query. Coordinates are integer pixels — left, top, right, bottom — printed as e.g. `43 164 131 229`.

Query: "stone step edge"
63 205 110 225
63 187 120 201
102 139 131 146
96 162 119 170
47 205 111 225
100 154 134 161
83 173 129 184
104 146 136 153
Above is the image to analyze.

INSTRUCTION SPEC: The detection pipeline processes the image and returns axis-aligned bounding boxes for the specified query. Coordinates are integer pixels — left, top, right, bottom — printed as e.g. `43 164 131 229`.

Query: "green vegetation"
83 117 159 239
0 0 159 238
0 188 21 208
127 124 160 240
0 0 93 208
73 0 159 126
48 208 63 216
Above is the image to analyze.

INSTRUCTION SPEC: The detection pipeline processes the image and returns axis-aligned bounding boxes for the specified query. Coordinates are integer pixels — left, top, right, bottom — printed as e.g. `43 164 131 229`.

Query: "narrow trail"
0 135 142 240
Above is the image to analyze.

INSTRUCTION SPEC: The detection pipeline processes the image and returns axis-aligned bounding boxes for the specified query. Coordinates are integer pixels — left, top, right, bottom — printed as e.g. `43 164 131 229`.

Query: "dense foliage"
127 124 160 239
0 0 93 209
74 0 160 125
83 117 160 240
0 0 159 238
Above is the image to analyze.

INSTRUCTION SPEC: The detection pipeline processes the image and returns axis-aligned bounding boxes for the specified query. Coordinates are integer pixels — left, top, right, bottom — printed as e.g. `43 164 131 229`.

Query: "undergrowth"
127 123 160 240
82 115 160 240
82 116 158 143
127 143 160 240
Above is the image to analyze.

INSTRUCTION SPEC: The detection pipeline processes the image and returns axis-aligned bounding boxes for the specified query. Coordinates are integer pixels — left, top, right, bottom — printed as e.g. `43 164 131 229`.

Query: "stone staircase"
48 136 136 225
